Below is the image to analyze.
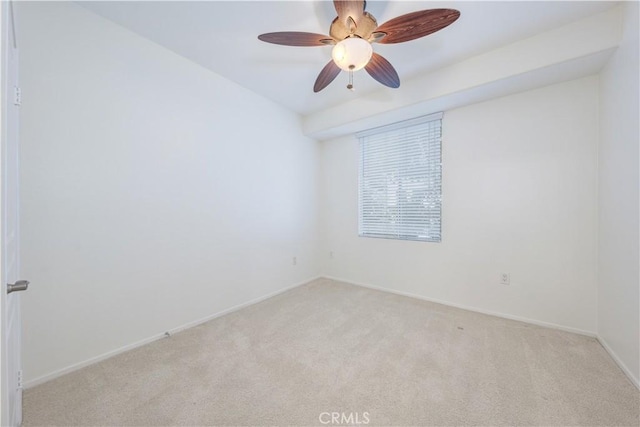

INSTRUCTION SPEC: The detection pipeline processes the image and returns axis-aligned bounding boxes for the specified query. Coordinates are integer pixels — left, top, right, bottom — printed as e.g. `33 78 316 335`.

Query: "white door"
1 2 24 426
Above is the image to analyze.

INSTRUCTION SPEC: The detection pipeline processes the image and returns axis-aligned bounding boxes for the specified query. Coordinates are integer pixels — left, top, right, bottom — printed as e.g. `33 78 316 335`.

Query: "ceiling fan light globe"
331 37 373 72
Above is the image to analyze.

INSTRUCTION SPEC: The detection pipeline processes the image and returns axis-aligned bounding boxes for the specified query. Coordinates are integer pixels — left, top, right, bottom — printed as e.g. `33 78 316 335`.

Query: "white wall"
320 76 599 334
17 2 320 384
598 1 639 386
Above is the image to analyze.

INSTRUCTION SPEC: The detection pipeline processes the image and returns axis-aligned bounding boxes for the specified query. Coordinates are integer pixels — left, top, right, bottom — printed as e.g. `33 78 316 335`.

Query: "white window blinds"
358 113 442 242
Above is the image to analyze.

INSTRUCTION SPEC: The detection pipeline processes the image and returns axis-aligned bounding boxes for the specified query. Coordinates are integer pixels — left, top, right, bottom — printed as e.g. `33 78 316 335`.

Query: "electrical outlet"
500 273 510 285
292 256 297 266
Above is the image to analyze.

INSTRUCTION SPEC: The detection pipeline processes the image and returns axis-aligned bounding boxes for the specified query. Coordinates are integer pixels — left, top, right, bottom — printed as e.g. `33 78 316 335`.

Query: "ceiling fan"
258 1 460 92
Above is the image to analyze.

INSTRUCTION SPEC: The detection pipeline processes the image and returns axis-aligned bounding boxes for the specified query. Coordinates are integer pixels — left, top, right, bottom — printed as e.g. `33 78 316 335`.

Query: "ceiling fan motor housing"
330 11 378 41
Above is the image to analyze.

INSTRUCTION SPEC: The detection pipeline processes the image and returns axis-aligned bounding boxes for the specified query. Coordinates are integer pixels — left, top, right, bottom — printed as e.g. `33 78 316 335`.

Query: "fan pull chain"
347 66 355 91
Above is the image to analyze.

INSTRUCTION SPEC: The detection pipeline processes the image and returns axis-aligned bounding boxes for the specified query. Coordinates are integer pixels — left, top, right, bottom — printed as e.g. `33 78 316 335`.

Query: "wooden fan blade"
314 61 341 93
258 32 334 47
375 9 460 44
365 53 400 88
333 0 365 27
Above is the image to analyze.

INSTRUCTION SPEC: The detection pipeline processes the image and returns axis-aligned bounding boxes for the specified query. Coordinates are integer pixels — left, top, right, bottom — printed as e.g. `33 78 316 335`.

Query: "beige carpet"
23 279 639 426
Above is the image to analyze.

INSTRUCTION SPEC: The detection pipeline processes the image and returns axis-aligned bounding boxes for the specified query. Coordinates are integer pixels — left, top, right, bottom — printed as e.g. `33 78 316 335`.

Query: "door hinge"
17 370 23 389
13 86 21 106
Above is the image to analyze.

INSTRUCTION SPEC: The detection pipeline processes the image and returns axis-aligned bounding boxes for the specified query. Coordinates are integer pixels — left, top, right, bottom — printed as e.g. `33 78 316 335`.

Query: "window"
358 113 442 242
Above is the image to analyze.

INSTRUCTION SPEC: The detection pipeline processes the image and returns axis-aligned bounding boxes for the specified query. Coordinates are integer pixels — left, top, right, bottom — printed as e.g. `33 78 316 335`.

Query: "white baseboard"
321 275 597 337
28 275 637 393
163 275 322 337
597 336 640 390
323 276 640 391
24 332 168 390
24 276 321 389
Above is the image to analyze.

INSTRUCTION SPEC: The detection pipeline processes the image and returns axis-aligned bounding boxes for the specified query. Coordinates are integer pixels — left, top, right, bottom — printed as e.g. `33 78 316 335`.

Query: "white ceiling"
79 1 616 116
